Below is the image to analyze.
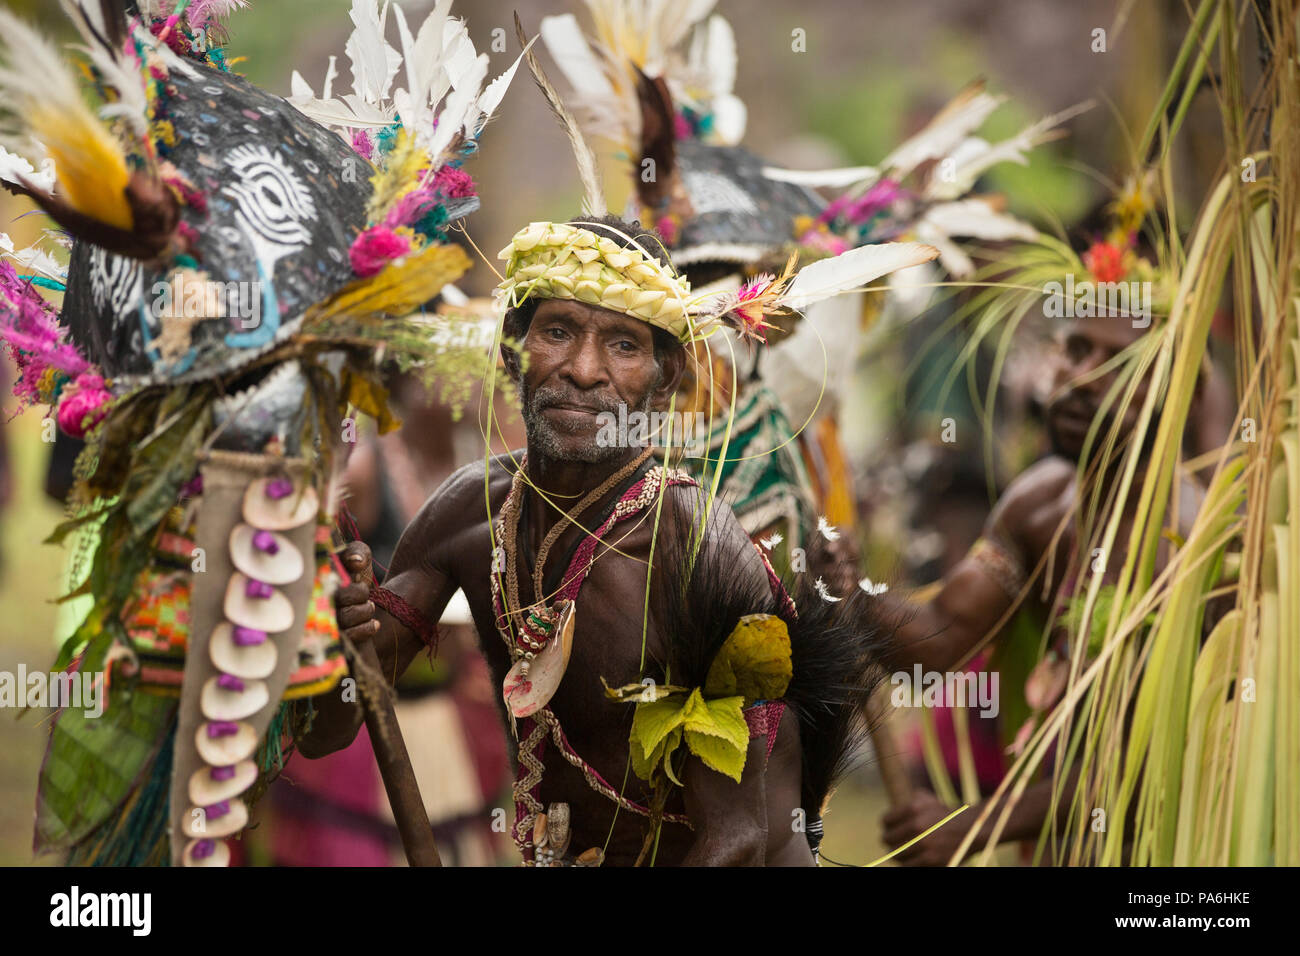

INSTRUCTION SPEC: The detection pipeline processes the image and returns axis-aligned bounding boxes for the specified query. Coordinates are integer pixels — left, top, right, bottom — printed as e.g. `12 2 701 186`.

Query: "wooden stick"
348 554 442 867
357 641 442 866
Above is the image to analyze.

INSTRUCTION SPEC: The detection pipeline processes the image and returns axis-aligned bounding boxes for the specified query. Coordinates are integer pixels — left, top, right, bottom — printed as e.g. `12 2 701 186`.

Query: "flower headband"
498 221 697 342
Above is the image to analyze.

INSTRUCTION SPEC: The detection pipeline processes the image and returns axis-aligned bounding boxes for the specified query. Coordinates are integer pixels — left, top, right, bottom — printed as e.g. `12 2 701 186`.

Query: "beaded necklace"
489 452 698 862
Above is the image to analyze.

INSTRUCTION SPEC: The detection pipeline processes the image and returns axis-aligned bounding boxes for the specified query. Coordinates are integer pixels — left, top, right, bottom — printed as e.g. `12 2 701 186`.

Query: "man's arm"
673 497 793 866
679 735 770 866
881 459 1071 673
297 466 473 758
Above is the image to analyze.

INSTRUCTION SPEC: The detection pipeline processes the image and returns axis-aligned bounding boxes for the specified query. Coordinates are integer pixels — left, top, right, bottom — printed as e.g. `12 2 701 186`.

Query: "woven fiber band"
497 221 696 342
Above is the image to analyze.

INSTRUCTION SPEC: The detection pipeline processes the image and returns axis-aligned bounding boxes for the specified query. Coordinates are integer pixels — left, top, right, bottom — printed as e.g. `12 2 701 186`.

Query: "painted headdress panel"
63 61 371 384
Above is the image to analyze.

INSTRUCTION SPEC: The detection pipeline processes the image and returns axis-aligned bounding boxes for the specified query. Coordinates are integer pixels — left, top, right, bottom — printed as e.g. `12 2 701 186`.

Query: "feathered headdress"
503 16 938 345
289 0 531 279
765 81 1095 277
540 4 1091 279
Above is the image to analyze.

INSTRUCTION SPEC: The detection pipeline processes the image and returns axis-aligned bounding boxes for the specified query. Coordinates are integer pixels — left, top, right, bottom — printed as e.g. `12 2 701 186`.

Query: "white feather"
0 232 66 280
427 53 486 159
345 0 401 103
914 223 974 278
322 55 339 101
709 93 746 146
440 19 480 92
394 0 450 108
879 90 1004 178
540 14 617 105
150 36 202 78
0 145 54 192
817 516 840 541
926 100 1094 201
763 165 879 188
664 0 719 50
782 241 940 311
290 93 391 130
921 199 1038 242
703 14 736 96
759 531 783 551
289 70 315 100
0 11 87 121
814 577 842 603
74 41 150 136
474 39 534 135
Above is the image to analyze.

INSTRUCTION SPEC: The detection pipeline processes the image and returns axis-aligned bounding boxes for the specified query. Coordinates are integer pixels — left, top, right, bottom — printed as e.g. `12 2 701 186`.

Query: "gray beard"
521 383 653 464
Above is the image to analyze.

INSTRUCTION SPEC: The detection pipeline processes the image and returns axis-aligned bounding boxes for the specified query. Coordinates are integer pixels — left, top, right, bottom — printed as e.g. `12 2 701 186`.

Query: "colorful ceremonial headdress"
501 14 938 347
538 2 1090 282
539 2 822 271
0 0 521 867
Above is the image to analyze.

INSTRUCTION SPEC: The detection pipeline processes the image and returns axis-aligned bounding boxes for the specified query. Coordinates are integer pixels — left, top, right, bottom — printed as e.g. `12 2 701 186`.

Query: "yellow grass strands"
944 0 1297 866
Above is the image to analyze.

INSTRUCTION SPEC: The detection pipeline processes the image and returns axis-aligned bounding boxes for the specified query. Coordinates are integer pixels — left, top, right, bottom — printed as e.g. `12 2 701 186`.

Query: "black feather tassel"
649 489 900 819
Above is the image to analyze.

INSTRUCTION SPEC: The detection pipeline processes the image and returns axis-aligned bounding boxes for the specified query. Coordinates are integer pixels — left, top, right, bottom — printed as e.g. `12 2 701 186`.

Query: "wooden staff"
346 552 442 867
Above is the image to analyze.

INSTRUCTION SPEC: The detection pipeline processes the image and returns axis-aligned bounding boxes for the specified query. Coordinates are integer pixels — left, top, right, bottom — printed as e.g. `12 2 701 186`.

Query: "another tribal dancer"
879 191 1210 864
0 0 523 866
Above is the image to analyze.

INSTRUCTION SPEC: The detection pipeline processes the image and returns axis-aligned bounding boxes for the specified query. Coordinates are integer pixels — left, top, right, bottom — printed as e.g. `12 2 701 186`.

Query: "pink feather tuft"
185 0 251 29
381 189 438 230
0 262 92 410
57 374 112 438
433 165 476 199
351 129 375 162
349 226 412 278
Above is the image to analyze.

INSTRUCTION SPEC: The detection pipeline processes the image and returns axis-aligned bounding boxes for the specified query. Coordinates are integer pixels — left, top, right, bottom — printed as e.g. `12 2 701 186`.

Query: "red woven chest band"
373 585 439 653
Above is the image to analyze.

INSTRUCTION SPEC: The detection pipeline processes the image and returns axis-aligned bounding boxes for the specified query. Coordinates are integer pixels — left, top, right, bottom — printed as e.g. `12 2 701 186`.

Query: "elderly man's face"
1045 317 1148 461
518 298 668 464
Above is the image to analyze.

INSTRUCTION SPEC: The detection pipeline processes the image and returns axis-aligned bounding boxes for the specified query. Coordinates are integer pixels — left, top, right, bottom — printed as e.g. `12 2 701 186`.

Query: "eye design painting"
221 143 317 268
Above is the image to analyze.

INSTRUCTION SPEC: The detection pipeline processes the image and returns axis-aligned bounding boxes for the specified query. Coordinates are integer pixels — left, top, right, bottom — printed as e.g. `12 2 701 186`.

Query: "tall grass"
946 0 1296 865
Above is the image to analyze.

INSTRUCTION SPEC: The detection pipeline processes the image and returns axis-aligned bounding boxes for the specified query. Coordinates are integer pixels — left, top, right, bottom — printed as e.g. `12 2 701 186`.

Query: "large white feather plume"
781 241 940 311
288 0 529 169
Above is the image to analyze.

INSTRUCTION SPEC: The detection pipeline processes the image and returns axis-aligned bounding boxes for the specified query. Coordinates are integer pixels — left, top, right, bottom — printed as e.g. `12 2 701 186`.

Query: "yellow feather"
30 104 132 230
0 10 133 229
305 242 472 326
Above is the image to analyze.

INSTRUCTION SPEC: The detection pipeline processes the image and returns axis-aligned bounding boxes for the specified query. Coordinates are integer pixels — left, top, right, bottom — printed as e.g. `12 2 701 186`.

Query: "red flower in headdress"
1083 241 1126 283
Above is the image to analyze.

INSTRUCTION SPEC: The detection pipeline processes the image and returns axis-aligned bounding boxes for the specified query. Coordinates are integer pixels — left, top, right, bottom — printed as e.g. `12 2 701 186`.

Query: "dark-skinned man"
880 308 1207 865
301 216 893 866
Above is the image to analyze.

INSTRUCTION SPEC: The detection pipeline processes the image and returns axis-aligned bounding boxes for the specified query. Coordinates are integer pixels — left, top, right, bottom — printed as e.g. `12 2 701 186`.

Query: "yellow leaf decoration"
704 614 793 705
630 696 689 761
344 370 401 434
629 689 749 783
684 728 746 783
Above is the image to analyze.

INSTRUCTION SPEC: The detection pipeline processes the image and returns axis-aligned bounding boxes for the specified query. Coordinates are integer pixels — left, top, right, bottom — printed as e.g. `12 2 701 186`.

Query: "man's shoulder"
662 484 765 573
1002 456 1075 510
436 451 521 501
